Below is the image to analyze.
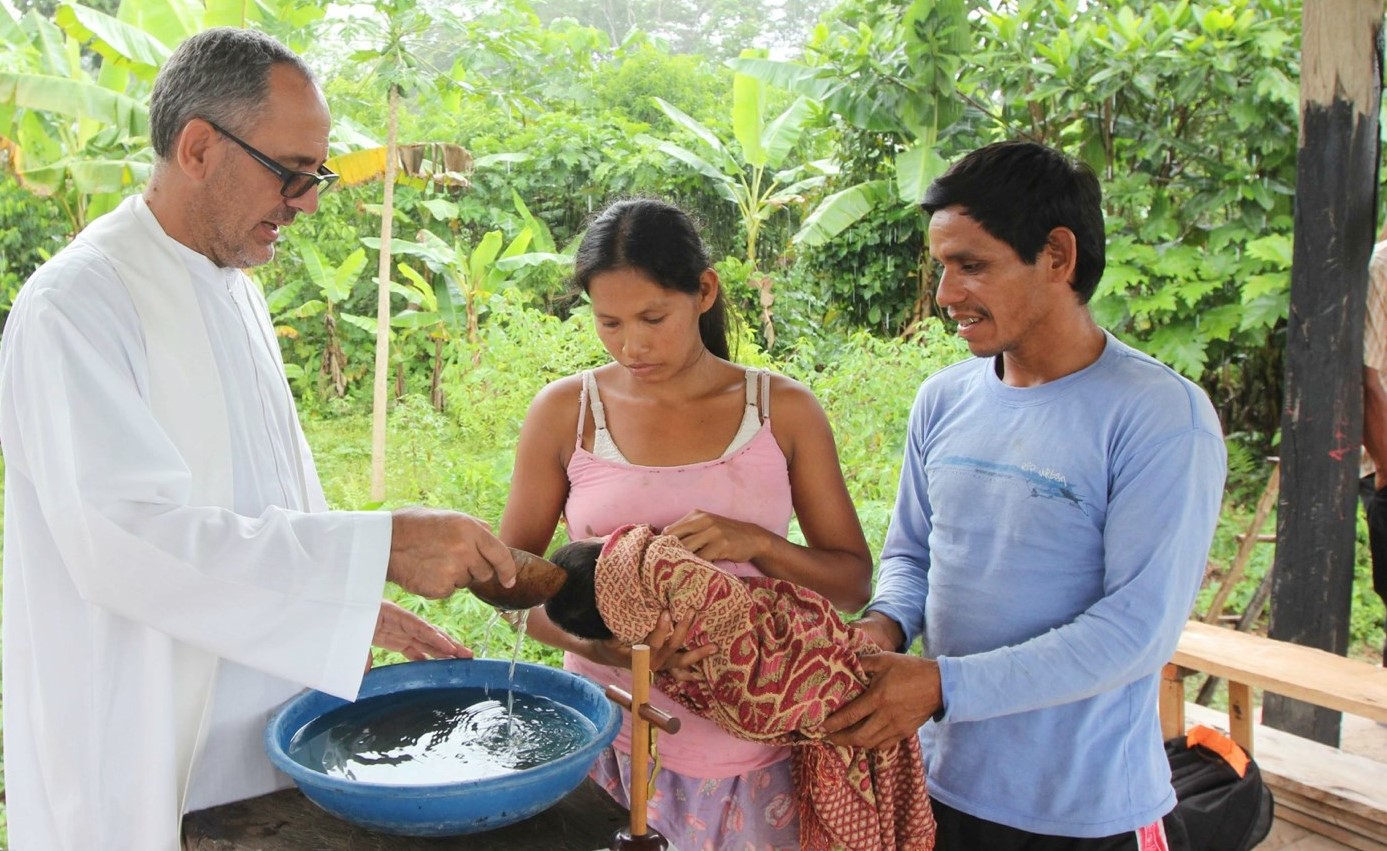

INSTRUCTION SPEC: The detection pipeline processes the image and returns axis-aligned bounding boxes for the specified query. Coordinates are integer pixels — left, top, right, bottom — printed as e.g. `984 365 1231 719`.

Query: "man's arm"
821 392 939 748
821 652 941 749
0 283 498 701
852 610 906 652
935 425 1226 723
387 507 515 598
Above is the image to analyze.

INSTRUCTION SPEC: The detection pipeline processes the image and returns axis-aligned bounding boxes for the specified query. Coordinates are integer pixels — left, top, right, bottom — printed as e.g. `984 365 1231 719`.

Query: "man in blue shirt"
822 141 1225 850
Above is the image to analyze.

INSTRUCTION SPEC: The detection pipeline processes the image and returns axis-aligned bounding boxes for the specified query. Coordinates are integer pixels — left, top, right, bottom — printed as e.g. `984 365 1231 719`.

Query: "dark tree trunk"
1266 0 1383 746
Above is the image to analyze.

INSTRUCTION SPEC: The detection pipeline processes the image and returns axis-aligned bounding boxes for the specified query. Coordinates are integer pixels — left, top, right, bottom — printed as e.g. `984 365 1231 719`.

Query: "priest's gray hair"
149 27 316 160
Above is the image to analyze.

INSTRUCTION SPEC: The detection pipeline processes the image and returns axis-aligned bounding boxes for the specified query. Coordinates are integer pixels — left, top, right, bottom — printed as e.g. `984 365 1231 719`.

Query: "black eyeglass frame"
205 119 339 199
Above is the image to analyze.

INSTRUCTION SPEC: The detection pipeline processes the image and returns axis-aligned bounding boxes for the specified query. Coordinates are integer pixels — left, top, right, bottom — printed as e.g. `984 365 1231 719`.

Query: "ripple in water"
288 687 595 785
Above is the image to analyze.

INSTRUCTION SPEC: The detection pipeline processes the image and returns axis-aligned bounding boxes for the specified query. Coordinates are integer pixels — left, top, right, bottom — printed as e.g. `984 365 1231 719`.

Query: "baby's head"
544 538 612 640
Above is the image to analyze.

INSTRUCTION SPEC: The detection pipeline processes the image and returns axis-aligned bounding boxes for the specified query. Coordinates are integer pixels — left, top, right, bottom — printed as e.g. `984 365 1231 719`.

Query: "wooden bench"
1160 620 1387 850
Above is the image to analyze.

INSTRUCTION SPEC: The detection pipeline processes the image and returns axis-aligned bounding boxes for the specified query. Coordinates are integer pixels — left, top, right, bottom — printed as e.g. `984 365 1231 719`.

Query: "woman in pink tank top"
500 198 871 851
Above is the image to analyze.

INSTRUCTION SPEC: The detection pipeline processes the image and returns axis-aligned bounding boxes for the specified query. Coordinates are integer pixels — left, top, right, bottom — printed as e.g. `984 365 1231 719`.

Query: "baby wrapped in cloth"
546 523 936 851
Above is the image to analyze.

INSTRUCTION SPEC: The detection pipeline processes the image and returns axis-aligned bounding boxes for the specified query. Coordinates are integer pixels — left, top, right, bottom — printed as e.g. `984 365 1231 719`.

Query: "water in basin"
286 686 596 785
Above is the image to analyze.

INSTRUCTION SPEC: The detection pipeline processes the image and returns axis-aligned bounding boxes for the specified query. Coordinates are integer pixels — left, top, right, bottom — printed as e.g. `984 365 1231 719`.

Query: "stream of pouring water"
504 608 531 735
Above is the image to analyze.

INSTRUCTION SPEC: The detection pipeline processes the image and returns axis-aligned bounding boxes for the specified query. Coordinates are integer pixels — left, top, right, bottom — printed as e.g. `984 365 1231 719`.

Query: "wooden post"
629 644 652 838
1226 680 1255 757
1268 0 1383 746
607 645 671 851
1160 664 1187 741
1202 460 1279 625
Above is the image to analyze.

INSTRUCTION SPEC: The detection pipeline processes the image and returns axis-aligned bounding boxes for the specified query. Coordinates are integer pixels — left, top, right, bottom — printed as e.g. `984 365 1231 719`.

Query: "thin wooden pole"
629 644 652 838
1202 460 1279 624
369 85 400 502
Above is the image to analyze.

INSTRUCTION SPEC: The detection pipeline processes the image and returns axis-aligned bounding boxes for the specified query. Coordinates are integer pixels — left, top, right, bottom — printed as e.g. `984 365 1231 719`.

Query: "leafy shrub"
782 321 969 548
0 176 71 329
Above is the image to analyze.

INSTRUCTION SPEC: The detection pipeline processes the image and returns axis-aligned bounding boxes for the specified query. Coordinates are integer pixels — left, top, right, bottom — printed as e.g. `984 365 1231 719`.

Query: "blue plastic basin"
264 658 620 836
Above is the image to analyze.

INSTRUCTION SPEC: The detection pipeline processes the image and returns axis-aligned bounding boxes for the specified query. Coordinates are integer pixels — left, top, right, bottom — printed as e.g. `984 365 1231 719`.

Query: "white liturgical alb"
0 196 392 850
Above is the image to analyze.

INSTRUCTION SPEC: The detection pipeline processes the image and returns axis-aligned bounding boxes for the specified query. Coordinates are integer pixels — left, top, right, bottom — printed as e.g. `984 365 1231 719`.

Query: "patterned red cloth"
594 524 937 851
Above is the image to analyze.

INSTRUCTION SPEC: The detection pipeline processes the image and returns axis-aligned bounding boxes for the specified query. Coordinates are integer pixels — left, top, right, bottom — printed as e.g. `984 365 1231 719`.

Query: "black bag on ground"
1165 725 1274 851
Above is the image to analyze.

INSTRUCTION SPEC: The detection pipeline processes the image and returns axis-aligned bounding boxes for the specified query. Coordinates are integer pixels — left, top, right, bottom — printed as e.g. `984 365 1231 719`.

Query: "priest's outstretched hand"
366 600 473 673
386 507 517 599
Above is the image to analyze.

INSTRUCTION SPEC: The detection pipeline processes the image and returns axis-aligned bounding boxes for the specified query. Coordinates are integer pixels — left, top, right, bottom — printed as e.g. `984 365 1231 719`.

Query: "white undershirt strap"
583 368 768 464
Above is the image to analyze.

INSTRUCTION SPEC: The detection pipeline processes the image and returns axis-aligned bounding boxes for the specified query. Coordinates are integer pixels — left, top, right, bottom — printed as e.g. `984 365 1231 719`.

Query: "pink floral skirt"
589 746 800 851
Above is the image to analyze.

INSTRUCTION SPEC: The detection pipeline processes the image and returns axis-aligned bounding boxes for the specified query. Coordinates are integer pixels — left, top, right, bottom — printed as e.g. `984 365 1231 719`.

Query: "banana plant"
641 59 827 346
332 0 474 498
362 223 570 410
0 0 288 232
327 141 473 192
729 0 970 248
268 246 370 399
0 5 156 231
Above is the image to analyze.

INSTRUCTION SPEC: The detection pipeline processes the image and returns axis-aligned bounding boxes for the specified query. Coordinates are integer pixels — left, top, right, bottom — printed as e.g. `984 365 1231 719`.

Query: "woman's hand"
580 612 717 681
851 612 905 652
663 509 768 564
643 612 718 680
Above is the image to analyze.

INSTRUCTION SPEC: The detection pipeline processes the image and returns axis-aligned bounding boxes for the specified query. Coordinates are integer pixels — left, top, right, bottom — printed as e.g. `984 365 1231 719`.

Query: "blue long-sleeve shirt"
868 332 1225 838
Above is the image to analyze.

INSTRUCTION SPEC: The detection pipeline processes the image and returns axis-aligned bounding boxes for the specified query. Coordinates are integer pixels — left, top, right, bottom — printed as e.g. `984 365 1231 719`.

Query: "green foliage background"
3 0 1387 843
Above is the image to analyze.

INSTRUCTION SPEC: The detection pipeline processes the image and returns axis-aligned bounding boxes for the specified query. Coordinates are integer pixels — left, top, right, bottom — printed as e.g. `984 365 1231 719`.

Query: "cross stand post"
604 644 681 851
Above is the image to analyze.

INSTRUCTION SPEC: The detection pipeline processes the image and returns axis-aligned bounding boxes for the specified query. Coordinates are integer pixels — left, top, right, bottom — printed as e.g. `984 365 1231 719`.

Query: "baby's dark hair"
544 539 612 640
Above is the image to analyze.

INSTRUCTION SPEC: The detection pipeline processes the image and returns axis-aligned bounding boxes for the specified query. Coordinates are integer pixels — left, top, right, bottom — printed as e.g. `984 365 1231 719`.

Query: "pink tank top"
563 369 794 778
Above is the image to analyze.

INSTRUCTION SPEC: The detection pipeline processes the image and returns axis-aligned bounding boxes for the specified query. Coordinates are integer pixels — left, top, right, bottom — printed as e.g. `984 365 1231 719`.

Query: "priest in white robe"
0 28 516 851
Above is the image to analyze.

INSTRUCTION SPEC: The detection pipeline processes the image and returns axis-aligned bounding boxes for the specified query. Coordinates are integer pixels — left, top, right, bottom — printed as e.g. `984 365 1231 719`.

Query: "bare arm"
664 376 873 611
498 378 593 655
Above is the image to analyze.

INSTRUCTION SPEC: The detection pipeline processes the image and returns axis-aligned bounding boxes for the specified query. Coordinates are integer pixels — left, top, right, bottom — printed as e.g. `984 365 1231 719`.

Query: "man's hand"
819 653 942 750
371 599 472 663
387 507 516 599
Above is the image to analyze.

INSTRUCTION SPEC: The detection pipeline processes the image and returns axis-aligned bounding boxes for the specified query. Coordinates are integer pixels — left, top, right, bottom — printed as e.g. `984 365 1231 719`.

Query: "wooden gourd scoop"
468 547 568 610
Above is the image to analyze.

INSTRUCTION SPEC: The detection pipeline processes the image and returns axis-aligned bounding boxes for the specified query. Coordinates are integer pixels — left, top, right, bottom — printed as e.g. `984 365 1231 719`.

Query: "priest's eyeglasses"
206 120 339 199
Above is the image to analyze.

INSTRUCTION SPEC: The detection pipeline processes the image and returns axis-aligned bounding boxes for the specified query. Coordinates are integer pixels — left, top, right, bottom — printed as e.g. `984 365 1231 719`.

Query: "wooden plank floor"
1260 820 1358 850
1245 710 1386 850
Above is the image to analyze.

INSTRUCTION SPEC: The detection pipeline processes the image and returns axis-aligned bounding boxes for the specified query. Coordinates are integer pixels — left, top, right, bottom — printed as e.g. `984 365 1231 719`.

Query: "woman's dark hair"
573 198 731 359
544 539 612 640
921 141 1106 304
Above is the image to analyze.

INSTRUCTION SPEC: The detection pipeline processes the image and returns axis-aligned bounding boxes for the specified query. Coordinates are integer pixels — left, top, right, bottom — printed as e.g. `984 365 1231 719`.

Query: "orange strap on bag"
1186 724 1250 778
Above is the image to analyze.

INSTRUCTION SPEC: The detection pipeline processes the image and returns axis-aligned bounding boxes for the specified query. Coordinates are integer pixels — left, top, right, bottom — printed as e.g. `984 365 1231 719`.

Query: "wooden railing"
1160 620 1387 850
1160 621 1387 752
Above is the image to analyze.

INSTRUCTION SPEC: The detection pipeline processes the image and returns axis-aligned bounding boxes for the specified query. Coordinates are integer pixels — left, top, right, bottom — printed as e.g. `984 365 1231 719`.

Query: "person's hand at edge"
387 507 516 599
851 610 906 652
818 653 941 750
